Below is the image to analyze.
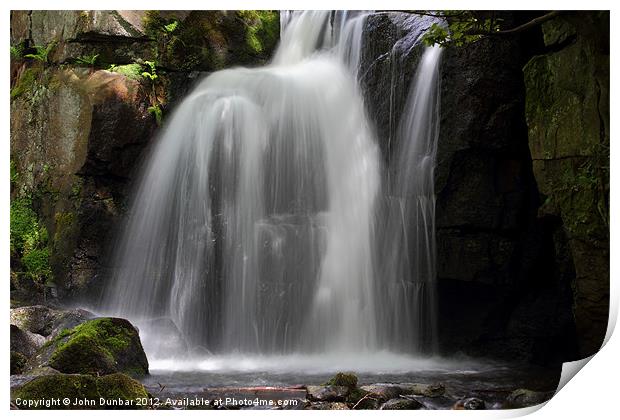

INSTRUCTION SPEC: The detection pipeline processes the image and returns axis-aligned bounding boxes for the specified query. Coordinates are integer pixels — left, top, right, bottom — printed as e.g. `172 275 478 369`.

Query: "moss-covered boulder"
11 351 28 375
30 317 148 376
13 373 149 409
324 372 358 389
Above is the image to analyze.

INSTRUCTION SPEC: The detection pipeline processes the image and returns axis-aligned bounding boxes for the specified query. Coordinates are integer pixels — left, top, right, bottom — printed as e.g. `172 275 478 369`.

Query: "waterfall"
102 11 380 356
380 46 443 353
101 11 443 363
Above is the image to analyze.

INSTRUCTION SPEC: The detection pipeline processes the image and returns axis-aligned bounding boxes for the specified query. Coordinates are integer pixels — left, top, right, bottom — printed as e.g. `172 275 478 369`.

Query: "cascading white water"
103 11 380 357
379 46 443 353
102 11 443 364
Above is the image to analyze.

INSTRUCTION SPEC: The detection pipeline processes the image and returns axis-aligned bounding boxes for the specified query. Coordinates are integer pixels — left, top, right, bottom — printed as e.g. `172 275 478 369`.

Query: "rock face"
430 12 587 364
10 10 280 304
28 317 149 376
13 373 149 409
523 12 609 357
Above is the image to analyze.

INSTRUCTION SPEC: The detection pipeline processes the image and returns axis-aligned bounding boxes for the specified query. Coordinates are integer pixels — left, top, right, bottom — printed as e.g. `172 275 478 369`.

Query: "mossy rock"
143 10 279 71
324 372 358 389
40 317 148 376
11 351 28 375
14 373 148 409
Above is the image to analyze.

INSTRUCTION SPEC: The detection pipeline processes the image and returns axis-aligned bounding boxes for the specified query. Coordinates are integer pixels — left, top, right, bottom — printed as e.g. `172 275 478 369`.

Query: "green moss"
50 334 117 375
11 67 39 99
108 63 143 80
237 11 280 55
47 318 148 376
10 196 53 283
324 372 358 389
21 247 52 282
53 212 76 242
14 373 148 409
97 373 149 400
11 351 28 375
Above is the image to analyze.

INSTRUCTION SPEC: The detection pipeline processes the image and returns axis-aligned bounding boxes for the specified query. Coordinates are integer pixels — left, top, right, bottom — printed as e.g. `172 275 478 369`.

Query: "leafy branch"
412 11 562 47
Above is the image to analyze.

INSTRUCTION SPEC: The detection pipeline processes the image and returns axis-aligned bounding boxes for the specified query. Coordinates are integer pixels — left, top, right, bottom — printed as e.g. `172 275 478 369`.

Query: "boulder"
401 382 445 397
28 317 148 377
453 397 486 410
10 324 45 357
10 305 94 340
10 351 28 375
360 384 403 401
380 397 424 410
324 372 358 389
306 385 349 402
505 388 554 408
13 373 148 409
307 402 350 410
10 306 58 336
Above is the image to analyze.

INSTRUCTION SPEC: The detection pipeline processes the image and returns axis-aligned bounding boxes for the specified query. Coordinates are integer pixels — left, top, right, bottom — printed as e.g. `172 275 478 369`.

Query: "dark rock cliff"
523 12 609 357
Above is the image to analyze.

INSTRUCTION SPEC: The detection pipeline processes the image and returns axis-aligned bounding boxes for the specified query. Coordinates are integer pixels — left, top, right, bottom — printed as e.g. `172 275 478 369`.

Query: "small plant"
163 20 179 33
10 196 53 283
75 53 99 67
141 60 158 81
147 105 163 125
24 41 57 64
10 42 25 60
147 105 162 125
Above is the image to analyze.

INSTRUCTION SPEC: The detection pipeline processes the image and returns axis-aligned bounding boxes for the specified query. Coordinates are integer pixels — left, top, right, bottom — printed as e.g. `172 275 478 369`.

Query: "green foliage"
10 196 53 283
108 63 143 80
163 20 179 33
10 42 26 60
421 11 502 47
147 104 162 125
141 60 158 81
75 53 99 67
24 41 57 63
108 61 158 82
21 248 52 282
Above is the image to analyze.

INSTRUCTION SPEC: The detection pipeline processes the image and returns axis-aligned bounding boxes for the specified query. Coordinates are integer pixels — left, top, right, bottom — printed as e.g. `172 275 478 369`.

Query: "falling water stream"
102 11 445 372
